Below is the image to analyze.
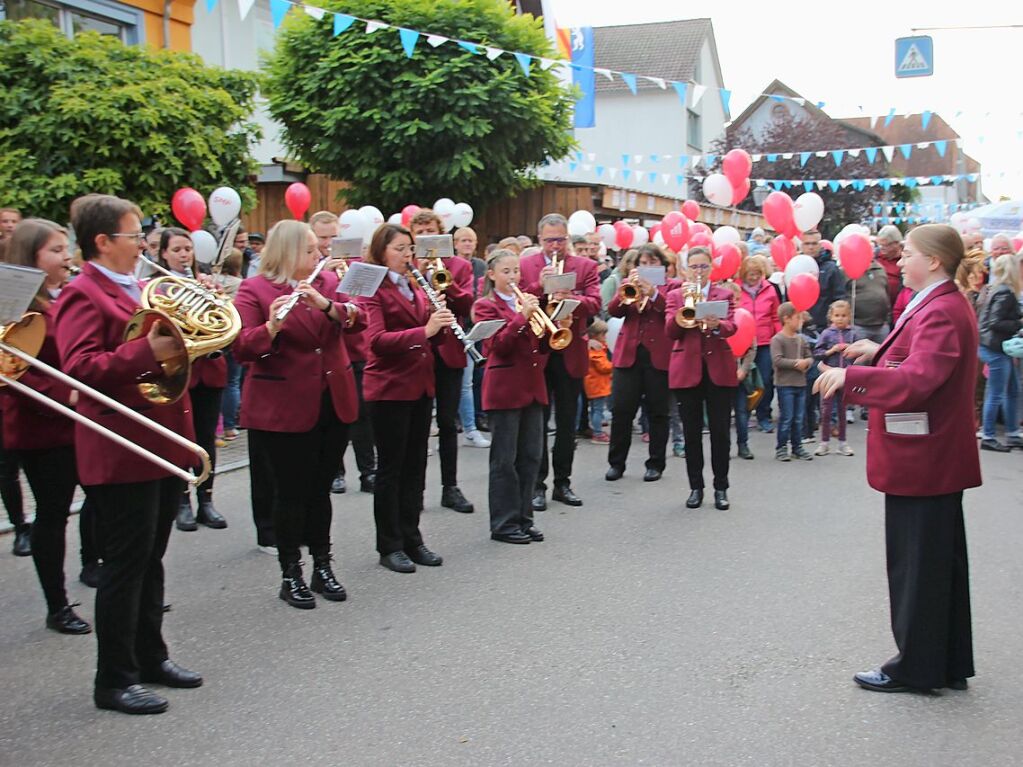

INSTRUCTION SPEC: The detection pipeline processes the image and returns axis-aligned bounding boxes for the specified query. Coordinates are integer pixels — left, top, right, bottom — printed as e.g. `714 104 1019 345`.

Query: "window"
0 0 141 44
687 108 702 150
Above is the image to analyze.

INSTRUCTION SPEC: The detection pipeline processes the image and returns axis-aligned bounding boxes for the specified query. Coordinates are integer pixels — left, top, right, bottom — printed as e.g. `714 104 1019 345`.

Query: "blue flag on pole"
570 28 596 128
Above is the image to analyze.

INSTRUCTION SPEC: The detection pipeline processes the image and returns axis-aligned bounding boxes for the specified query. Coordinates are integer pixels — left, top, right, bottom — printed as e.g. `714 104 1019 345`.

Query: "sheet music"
330 237 364 260
464 319 505 343
695 300 729 320
0 264 46 324
214 220 240 269
338 261 388 297
543 273 577 294
637 266 666 286
550 299 580 322
415 235 454 259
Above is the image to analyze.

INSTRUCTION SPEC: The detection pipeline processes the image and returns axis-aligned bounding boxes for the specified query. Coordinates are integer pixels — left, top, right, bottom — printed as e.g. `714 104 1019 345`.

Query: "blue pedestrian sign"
895 36 934 78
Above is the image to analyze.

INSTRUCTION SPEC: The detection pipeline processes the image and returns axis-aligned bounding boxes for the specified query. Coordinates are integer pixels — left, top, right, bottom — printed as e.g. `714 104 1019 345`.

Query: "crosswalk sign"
895 36 934 78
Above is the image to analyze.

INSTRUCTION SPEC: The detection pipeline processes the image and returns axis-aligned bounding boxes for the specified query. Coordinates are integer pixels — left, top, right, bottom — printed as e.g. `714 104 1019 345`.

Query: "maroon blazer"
3 304 74 451
664 284 739 389
233 271 364 431
360 275 437 402
473 295 549 411
54 262 196 486
189 355 227 389
607 279 680 371
519 251 602 379
844 281 981 496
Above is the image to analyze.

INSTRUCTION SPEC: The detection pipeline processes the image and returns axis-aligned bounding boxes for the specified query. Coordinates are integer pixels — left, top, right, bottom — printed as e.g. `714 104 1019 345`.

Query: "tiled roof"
842 114 978 177
593 18 712 94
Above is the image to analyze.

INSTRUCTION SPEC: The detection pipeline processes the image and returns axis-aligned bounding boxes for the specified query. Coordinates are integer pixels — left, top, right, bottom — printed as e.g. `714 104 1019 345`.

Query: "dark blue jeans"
753 345 775 424
734 386 749 446
776 385 806 451
221 349 242 431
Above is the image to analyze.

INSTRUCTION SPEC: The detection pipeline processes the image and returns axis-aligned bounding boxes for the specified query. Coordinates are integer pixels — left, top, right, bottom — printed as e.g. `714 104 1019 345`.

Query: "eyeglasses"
110 232 146 244
542 237 567 245
690 263 712 271
392 244 416 254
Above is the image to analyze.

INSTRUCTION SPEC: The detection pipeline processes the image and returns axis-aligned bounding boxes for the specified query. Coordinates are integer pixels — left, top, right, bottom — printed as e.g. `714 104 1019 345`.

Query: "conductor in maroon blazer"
518 214 602 509
816 224 980 694
664 248 737 511
56 194 199 715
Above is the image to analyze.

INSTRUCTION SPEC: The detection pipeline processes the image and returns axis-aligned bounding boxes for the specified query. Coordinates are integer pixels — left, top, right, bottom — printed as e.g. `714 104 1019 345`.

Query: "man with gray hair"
875 224 904 306
990 233 1015 257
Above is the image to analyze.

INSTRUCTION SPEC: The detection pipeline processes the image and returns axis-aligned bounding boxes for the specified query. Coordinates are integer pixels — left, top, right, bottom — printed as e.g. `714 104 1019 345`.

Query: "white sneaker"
814 443 830 456
839 443 854 456
463 430 491 448
846 409 855 424
257 545 277 556
975 429 983 439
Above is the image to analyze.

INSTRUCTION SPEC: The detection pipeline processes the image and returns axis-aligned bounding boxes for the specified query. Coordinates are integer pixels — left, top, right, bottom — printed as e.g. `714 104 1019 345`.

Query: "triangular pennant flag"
881 146 895 162
691 84 706 107
649 154 659 164
538 58 556 70
365 20 387 34
967 173 978 183
816 101 826 109
752 154 762 162
672 82 688 106
864 147 878 164
781 153 793 160
596 166 605 178
662 173 671 185
831 150 845 167
595 68 613 81
238 0 256 20
934 140 947 157
620 73 638 94
884 108 896 127
332 12 354 34
782 181 793 189
803 181 814 192
816 181 828 190
513 52 531 76
792 97 805 106
691 156 702 168
853 180 866 192
676 174 685 186
904 178 918 188
771 181 784 191
485 47 503 61
648 172 658 184
633 154 643 164
304 5 324 19
426 34 447 47
568 162 578 173
898 144 912 160
270 0 290 29
647 77 666 89
930 175 943 186
770 94 785 102
848 148 861 158
576 151 583 161
704 154 717 169
399 29 419 58
916 142 928 149
799 152 811 167
921 111 932 130
621 154 630 167
720 89 732 114
828 181 840 193
456 41 479 54
815 151 827 158
206 0 218 12
838 180 852 188
608 168 617 180
622 169 632 181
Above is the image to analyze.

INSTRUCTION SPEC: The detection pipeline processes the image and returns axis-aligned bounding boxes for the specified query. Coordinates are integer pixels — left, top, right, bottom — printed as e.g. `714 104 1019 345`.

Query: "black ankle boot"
279 563 316 610
175 496 197 532
196 498 227 529
309 557 347 602
12 524 32 557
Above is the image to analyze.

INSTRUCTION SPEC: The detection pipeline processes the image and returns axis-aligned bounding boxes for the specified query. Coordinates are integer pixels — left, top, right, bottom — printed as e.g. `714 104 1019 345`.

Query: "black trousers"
370 396 432 555
674 368 735 491
435 354 464 489
248 393 346 570
19 445 77 613
882 492 974 689
188 384 222 499
88 476 183 690
537 352 582 490
0 420 25 529
79 493 100 566
608 346 670 473
487 404 543 535
337 361 376 481
248 426 276 548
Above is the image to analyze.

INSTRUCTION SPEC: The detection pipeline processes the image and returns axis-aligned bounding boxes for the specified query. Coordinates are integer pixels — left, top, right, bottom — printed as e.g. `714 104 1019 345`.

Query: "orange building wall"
123 0 195 51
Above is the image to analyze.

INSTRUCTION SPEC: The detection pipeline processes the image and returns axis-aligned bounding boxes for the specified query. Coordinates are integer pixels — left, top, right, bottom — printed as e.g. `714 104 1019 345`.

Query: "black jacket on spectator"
978 284 1022 351
807 249 848 330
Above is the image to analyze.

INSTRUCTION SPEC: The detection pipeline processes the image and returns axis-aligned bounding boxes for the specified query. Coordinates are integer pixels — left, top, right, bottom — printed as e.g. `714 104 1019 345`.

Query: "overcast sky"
548 1 1021 203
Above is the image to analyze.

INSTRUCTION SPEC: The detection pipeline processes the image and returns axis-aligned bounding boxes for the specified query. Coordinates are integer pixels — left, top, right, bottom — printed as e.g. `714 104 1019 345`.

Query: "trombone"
511 283 572 351
0 313 211 485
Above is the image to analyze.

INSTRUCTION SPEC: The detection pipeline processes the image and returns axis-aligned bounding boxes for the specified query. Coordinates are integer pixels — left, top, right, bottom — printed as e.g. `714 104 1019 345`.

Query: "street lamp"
752 186 770 207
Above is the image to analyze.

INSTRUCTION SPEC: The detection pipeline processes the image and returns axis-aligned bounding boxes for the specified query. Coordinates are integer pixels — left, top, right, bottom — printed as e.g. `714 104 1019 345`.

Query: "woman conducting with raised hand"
233 220 364 610
815 223 980 694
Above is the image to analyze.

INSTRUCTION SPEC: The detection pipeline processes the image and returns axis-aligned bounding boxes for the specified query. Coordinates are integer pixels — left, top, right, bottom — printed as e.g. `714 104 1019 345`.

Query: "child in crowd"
584 319 613 444
771 302 814 462
813 300 858 455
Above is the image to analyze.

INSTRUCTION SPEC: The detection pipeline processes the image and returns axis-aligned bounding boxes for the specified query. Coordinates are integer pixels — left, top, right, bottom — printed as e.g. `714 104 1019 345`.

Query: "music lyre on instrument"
408 262 485 364
674 277 705 329
0 313 211 486
511 283 572 351
415 235 454 291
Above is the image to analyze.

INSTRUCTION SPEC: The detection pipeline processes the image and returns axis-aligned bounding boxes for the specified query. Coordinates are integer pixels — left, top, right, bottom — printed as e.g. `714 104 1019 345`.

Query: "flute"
275 257 331 323
407 264 485 364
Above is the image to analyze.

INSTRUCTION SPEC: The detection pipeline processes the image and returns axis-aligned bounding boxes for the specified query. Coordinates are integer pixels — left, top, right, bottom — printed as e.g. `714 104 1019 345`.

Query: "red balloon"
770 235 796 269
820 239 833 252
689 232 714 252
788 272 821 312
171 187 206 231
710 243 741 281
722 149 753 186
284 183 311 220
401 204 421 228
840 233 873 280
690 221 712 238
614 221 634 250
762 191 796 236
731 178 751 206
661 211 690 251
1012 236 1023 253
727 307 756 356
681 200 700 221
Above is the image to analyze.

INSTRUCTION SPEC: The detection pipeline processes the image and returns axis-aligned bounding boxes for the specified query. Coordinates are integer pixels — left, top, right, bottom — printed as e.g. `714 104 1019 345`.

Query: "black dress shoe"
196 500 227 529
476 414 490 432
552 484 583 506
310 557 347 602
853 668 911 693
79 561 101 588
141 659 203 688
441 486 474 513
331 473 347 493
405 544 443 566
685 489 703 509
360 473 376 493
380 551 416 573
643 468 662 482
605 466 624 481
946 678 969 691
737 443 754 460
12 525 31 557
531 490 547 511
46 603 92 635
279 563 316 609
94 684 168 715
525 526 544 542
714 490 730 510
175 497 197 532
491 531 531 544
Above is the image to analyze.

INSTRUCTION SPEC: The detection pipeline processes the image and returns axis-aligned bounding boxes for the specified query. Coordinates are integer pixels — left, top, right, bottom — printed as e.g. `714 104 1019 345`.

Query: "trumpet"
0 313 211 485
674 279 704 329
619 280 642 305
409 264 485 364
429 257 452 291
274 256 331 324
512 283 572 351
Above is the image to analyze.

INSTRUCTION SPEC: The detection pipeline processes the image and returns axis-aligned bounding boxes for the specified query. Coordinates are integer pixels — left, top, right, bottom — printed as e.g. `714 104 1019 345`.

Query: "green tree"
0 20 262 221
263 0 576 211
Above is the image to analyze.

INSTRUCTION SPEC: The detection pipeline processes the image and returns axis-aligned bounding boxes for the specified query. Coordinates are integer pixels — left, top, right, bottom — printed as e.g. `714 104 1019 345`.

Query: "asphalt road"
1 423 1022 767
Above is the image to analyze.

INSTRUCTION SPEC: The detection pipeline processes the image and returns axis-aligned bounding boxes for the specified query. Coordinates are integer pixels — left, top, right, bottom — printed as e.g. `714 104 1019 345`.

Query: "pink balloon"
681 200 700 221
820 239 833 251
788 273 821 312
722 149 753 186
284 183 311 220
770 235 796 269
762 191 796 236
614 220 634 250
401 204 421 228
661 212 690 251
840 233 873 280
1012 237 1023 254
689 232 714 252
691 222 712 238
171 187 206 231
727 308 756 356
710 243 741 282
731 178 751 206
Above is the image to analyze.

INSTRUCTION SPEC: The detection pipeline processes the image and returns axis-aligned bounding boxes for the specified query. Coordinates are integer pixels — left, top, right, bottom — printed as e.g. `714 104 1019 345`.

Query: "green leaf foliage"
0 20 262 221
263 0 576 211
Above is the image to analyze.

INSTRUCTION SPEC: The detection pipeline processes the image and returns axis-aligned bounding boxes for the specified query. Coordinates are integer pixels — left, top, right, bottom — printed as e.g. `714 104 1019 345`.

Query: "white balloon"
982 238 992 252
208 187 241 227
712 226 740 247
702 173 733 207
598 224 617 249
568 210 597 236
653 230 666 247
339 209 369 241
388 213 403 226
784 254 820 286
949 212 967 231
433 198 456 232
358 205 385 227
190 230 218 265
631 226 649 246
793 192 824 232
451 202 474 229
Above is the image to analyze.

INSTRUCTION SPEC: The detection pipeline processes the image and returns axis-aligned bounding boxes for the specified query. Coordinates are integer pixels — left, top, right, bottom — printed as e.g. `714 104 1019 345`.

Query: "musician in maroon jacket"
816 224 980 694
665 247 738 511
360 223 451 573
518 213 602 510
3 218 91 635
408 210 476 514
233 220 363 610
472 249 549 544
56 194 198 716
606 243 678 484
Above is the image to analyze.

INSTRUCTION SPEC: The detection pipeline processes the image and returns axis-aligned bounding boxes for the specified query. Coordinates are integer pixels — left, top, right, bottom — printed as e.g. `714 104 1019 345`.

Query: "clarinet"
275 257 331 323
408 264 485 364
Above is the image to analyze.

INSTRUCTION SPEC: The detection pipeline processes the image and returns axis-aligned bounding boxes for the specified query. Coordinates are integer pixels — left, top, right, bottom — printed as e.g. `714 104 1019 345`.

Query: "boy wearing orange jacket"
584 319 613 444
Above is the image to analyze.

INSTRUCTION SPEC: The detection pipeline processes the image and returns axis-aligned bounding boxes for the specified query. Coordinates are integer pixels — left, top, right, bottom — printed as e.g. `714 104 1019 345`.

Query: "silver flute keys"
407 265 485 364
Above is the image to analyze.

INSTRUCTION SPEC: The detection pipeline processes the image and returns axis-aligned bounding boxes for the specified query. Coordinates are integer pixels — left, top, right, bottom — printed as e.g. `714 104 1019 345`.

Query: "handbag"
743 364 765 411
1002 336 1023 359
